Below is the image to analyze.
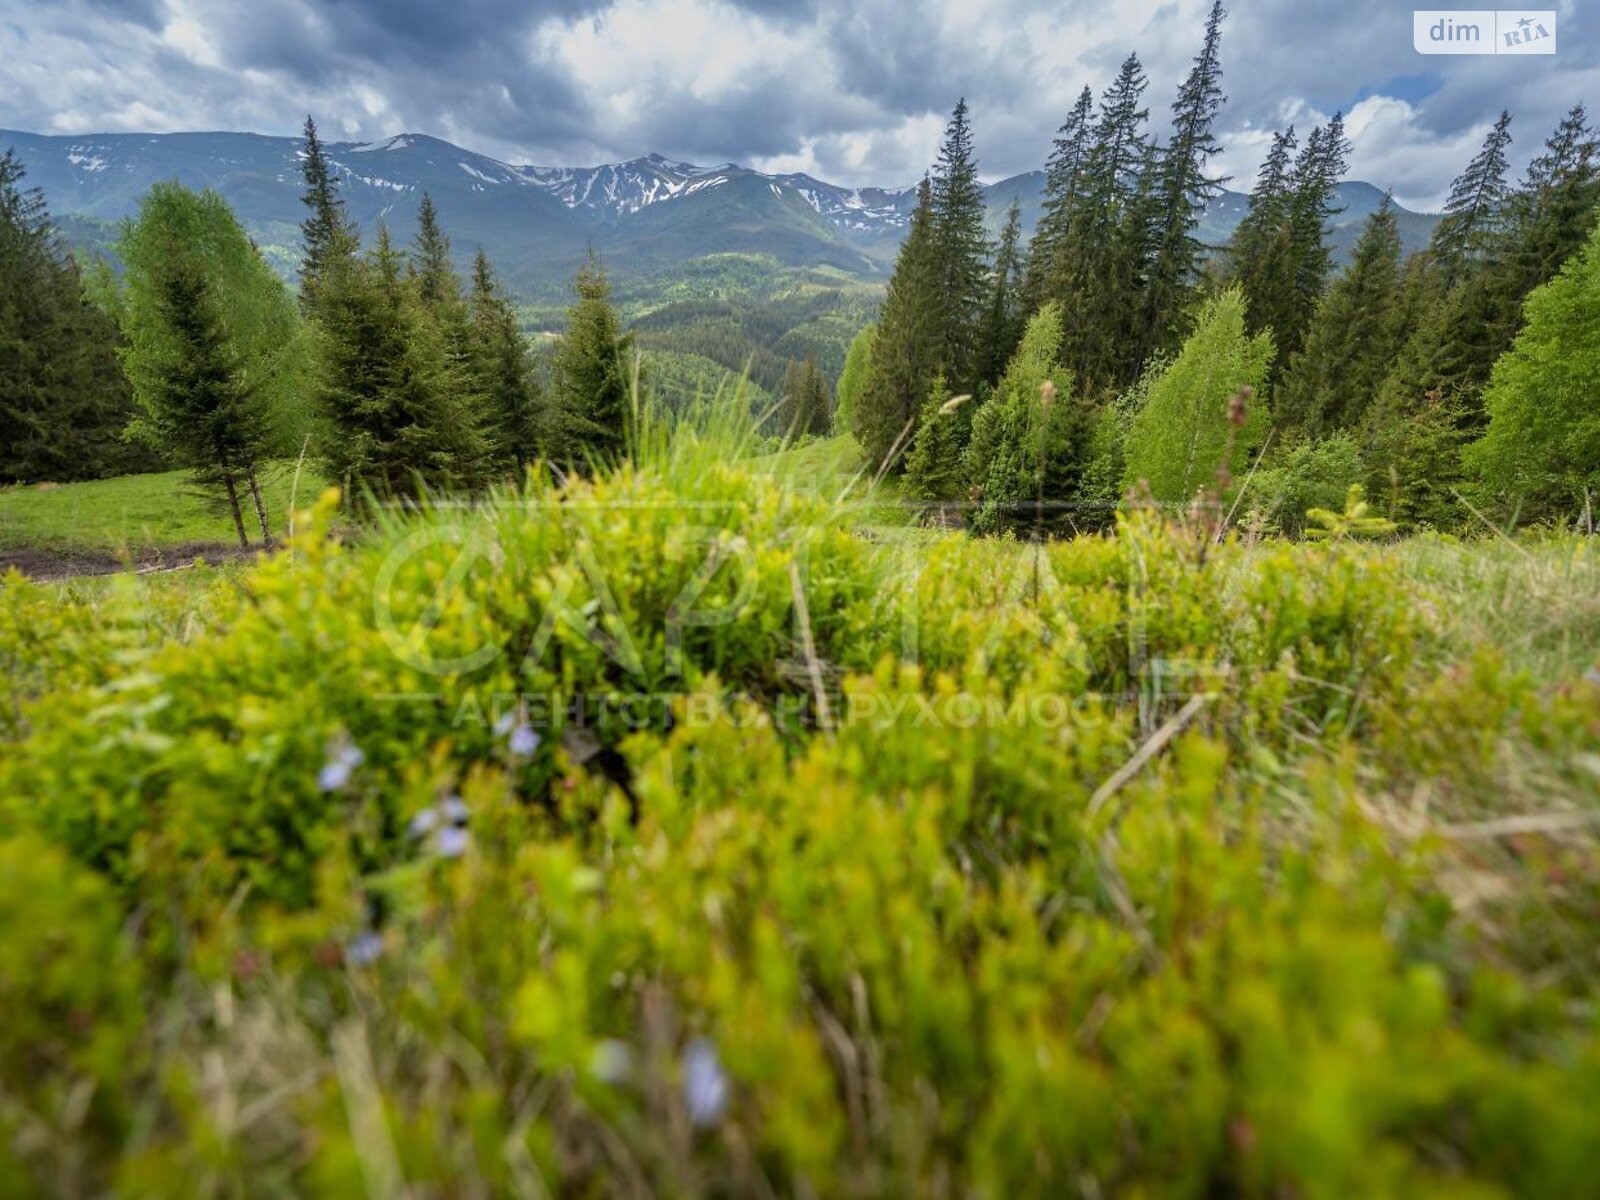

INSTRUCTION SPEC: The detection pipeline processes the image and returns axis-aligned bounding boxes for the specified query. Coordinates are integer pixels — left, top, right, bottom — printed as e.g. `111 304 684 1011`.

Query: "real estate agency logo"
1414 10 1556 54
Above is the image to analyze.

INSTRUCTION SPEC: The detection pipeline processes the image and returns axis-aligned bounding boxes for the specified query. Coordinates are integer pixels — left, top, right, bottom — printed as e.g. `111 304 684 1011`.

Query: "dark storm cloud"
2 0 1596 201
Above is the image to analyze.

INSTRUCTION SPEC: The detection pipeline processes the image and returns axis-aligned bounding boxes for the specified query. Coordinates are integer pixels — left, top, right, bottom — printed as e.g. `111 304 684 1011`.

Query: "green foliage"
856 178 942 471
930 98 991 390
117 182 301 544
1276 198 1406 436
3 425 1600 1191
1304 484 1398 540
1123 286 1273 503
903 373 969 502
975 200 1025 386
1467 216 1600 520
963 303 1094 532
553 251 637 464
831 321 875 435
1248 432 1366 537
0 149 143 483
0 835 143 1193
470 248 546 472
310 225 486 501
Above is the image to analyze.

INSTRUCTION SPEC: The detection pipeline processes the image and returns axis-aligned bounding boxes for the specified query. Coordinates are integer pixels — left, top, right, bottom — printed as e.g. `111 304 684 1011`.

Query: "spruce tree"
1281 114 1351 365
976 201 1026 386
930 98 991 391
797 357 832 437
1139 0 1229 362
965 303 1095 534
855 178 942 470
553 250 635 464
412 194 458 308
119 183 295 544
408 196 490 487
904 373 969 503
470 248 543 474
312 224 469 501
1025 85 1094 309
1431 110 1514 286
0 149 138 482
1054 54 1152 393
298 116 358 310
1367 111 1526 475
1435 106 1600 407
1276 196 1406 436
1229 126 1297 335
773 358 805 437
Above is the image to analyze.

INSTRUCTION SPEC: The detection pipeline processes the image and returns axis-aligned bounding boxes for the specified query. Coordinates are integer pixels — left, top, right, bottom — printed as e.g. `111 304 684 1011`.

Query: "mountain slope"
1 127 1440 300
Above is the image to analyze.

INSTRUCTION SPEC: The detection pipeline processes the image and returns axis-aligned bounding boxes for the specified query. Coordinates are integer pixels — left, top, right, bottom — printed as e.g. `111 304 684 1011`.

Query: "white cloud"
2 0 1595 201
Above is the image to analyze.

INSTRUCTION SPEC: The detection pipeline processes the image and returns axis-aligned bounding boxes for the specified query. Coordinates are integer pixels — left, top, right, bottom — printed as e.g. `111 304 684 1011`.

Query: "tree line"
850 1 1600 531
0 119 842 539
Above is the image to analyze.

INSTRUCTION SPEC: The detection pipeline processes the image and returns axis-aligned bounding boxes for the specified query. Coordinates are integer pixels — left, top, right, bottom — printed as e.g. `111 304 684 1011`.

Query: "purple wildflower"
317 743 364 792
345 929 383 966
683 1037 728 1127
508 723 541 757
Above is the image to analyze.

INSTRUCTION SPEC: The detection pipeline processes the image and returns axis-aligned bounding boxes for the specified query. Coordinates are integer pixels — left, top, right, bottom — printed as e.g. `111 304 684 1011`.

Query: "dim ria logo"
1414 10 1556 54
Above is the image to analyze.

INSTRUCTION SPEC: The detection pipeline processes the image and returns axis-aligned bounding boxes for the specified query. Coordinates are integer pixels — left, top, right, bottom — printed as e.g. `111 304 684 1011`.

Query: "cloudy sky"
1 0 1593 207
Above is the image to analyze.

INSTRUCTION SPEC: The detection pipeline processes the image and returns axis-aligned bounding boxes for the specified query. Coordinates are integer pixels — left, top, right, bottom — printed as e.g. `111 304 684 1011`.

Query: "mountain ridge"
0 127 1440 301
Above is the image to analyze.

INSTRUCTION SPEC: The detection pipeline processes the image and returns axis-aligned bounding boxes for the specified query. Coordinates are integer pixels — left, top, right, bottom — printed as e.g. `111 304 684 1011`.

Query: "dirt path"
0 541 255 582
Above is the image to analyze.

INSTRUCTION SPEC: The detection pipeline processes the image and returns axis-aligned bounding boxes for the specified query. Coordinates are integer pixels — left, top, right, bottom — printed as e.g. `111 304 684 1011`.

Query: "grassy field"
0 462 319 556
3 414 1600 1195
0 436 884 575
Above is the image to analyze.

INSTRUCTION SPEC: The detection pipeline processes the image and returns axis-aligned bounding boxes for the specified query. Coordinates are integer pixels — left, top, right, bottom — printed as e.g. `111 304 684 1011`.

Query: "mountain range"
1 128 1440 306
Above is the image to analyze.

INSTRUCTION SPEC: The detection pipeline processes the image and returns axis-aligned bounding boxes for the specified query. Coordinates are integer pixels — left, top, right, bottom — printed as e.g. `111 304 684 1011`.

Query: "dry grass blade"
1086 693 1212 821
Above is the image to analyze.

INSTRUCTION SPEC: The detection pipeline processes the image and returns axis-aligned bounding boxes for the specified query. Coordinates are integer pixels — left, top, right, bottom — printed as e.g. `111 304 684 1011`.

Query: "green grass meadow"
3 411 1600 1196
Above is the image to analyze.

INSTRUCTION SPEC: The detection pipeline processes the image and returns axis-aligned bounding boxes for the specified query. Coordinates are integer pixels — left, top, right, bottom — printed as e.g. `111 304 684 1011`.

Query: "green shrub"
3 408 1600 1194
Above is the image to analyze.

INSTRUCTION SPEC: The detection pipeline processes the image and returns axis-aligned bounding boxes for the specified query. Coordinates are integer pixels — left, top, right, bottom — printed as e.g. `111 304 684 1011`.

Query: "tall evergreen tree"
976 200 1026 386
930 98 991 391
1281 114 1352 365
298 116 358 310
1367 111 1527 475
1054 54 1152 392
470 248 543 474
1025 86 1094 309
1431 110 1514 285
1139 0 1230 362
411 194 458 308
1438 106 1600 403
119 183 296 543
855 178 942 470
312 224 474 501
0 149 138 482
1229 125 1298 334
1276 197 1406 435
408 196 490 486
553 250 635 463
1229 116 1349 372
